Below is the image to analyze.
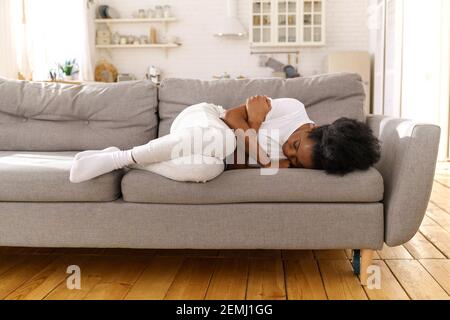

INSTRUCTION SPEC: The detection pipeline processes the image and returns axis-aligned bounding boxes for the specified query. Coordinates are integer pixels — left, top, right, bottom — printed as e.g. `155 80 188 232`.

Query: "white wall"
97 0 370 80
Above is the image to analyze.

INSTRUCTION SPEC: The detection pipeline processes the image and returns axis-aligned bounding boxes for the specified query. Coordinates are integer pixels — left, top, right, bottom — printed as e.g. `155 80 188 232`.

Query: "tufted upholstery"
158 73 366 136
0 78 158 151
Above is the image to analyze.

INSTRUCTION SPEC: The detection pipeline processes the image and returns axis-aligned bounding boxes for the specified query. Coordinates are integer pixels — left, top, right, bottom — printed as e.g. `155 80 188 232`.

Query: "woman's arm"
245 95 272 132
222 96 272 167
222 104 250 130
222 95 272 132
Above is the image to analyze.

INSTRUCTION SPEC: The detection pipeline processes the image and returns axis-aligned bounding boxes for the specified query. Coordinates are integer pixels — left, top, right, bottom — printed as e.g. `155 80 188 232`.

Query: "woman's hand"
222 103 272 168
246 95 272 131
261 159 291 169
278 159 291 168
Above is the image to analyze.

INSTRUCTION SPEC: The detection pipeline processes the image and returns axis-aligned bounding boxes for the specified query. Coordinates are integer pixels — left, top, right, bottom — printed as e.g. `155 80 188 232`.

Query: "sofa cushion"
0 152 122 202
0 78 158 151
158 73 365 136
122 168 383 204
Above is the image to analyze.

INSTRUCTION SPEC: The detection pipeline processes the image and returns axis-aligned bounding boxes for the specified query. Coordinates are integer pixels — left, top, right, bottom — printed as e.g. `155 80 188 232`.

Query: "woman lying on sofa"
70 96 381 183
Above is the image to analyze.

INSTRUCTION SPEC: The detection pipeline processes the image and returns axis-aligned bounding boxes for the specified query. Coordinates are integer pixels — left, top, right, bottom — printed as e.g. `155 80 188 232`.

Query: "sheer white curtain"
0 0 94 81
0 0 20 78
370 0 450 159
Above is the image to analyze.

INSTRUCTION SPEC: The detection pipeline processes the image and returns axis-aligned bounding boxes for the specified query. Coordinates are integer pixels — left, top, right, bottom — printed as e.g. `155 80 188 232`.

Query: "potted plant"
59 59 78 80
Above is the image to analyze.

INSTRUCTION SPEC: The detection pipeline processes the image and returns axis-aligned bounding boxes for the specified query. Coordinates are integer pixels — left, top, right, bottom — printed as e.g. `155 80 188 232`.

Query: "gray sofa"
0 73 440 281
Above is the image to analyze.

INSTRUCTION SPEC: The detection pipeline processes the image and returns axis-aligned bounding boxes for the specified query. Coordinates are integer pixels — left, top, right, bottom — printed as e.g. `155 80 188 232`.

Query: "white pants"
131 103 236 182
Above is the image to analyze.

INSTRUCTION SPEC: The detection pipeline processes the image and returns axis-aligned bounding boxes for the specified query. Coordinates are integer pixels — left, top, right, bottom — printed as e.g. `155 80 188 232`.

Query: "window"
7 0 94 81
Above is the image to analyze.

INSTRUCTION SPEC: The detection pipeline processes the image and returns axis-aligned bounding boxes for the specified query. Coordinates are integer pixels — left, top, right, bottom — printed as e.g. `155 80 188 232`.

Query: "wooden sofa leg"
360 249 374 286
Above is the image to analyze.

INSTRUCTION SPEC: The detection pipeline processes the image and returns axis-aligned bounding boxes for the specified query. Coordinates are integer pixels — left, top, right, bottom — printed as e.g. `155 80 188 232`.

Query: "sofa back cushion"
0 78 158 151
158 72 365 136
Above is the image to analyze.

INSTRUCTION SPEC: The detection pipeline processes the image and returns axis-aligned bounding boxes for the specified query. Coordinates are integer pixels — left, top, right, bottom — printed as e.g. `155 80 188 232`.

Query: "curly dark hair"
308 118 381 174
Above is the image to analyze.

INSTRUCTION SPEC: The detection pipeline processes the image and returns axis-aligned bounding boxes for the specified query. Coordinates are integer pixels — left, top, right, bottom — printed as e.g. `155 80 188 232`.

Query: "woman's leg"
70 103 235 183
132 155 225 183
131 102 235 164
70 126 234 183
132 125 235 164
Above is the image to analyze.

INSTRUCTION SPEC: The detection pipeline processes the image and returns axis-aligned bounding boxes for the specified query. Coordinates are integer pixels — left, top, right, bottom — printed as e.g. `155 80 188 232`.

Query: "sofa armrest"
367 115 441 246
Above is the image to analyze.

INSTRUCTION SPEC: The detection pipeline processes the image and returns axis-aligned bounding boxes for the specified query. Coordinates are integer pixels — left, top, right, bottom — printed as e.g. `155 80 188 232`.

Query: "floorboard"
377 245 414 260
363 261 409 300
164 258 217 300
125 257 184 300
386 260 449 300
285 259 327 300
0 255 55 300
246 259 286 300
403 232 446 259
318 260 368 300
419 259 450 295
205 259 248 300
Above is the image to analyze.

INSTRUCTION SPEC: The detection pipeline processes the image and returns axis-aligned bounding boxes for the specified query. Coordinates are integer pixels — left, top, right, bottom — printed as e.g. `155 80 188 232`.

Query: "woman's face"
282 124 316 169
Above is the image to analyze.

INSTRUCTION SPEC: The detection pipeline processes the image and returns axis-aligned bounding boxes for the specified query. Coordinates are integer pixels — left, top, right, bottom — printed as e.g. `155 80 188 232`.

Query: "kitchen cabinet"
250 0 325 47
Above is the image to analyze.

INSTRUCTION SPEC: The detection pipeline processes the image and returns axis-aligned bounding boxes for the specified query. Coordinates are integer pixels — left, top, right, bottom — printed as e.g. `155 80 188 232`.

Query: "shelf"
94 17 180 58
96 44 180 49
95 18 178 24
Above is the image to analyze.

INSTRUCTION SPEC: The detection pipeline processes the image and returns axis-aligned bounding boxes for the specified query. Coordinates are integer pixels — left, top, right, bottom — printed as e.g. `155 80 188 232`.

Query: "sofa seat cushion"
122 168 384 204
0 152 122 202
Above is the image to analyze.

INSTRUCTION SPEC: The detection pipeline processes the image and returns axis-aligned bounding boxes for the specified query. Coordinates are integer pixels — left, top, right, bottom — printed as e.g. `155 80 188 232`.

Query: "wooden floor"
1 163 450 300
